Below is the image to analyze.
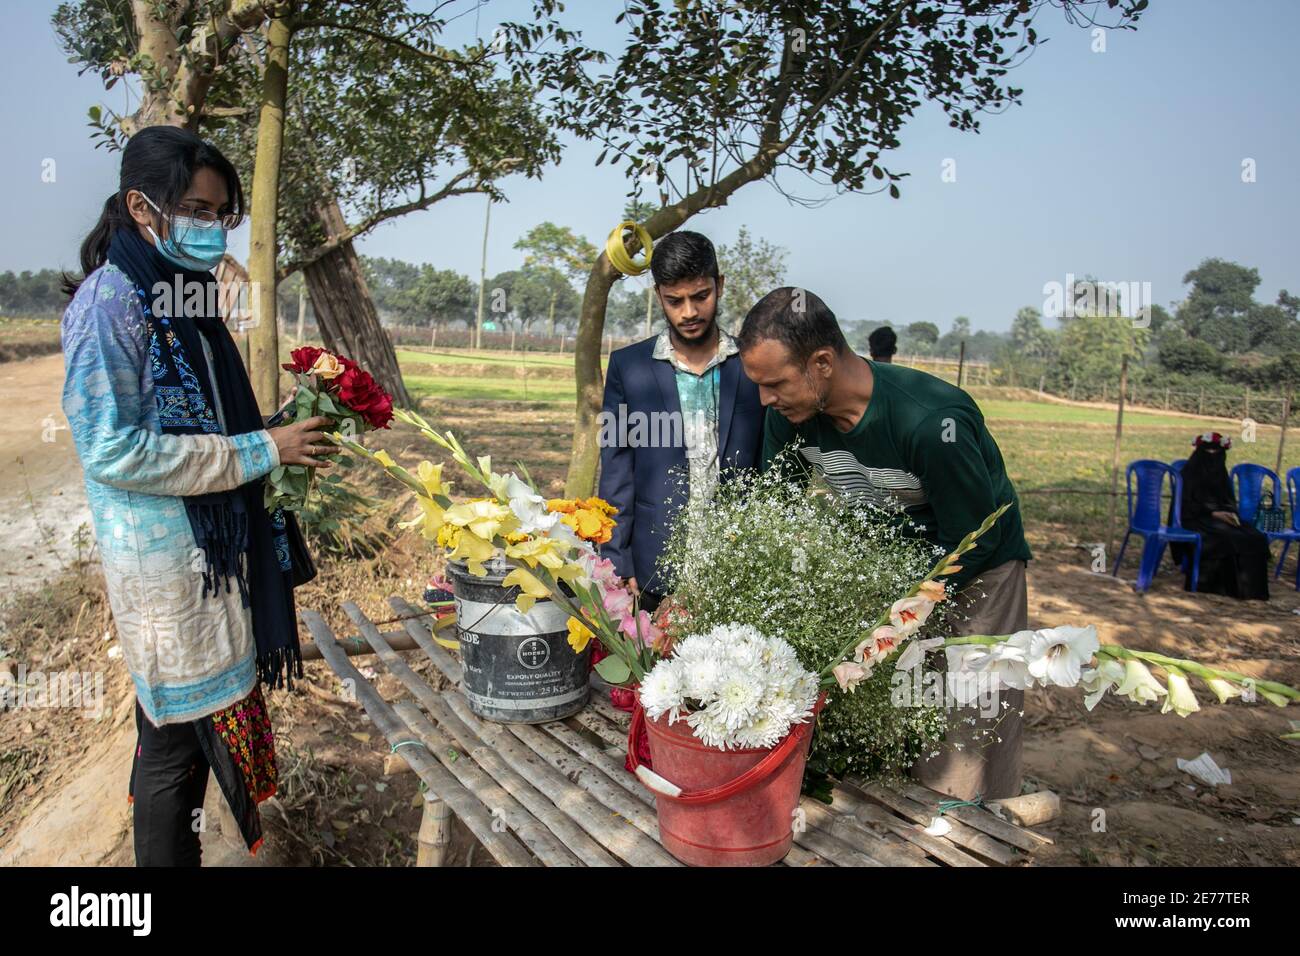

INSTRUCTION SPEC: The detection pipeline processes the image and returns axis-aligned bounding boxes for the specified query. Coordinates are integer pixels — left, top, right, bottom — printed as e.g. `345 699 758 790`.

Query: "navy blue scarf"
107 227 302 690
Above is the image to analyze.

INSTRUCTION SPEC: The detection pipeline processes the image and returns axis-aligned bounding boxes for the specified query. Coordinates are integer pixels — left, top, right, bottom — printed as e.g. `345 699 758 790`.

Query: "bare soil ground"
2 381 1297 867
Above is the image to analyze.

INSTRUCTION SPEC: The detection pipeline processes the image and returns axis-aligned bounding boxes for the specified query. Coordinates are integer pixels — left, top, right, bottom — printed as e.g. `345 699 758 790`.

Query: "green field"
399 347 1300 548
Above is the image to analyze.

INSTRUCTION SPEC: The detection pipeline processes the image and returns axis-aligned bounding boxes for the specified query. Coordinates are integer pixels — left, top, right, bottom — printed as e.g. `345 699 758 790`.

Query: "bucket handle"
627 694 826 806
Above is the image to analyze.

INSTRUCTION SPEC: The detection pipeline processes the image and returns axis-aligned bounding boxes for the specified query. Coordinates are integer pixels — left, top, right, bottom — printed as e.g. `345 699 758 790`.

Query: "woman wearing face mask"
60 125 332 865
1169 432 1270 600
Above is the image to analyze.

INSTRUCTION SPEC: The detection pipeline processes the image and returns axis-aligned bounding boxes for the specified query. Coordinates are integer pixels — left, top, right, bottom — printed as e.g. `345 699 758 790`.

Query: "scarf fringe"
257 644 304 692
194 500 251 607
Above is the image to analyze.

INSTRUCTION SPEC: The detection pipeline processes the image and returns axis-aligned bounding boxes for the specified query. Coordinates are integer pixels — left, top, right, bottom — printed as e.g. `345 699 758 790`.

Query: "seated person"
1170 433 1270 600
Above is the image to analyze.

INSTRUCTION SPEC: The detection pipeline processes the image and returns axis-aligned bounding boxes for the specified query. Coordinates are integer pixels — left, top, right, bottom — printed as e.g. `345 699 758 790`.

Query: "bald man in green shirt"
738 287 1032 801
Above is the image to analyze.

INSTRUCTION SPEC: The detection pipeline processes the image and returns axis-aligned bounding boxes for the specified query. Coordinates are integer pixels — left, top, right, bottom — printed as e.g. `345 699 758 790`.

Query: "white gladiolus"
1161 669 1201 718
895 637 944 672
1080 658 1127 711
1114 659 1167 705
638 623 819 751
1024 625 1100 688
1205 677 1242 704
947 639 1031 692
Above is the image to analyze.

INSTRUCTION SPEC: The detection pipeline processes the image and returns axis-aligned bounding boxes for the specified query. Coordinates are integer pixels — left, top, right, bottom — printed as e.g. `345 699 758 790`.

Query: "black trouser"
131 699 210 867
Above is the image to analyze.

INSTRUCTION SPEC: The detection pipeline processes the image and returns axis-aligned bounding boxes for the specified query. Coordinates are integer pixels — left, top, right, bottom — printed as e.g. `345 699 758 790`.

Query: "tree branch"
277 163 519 278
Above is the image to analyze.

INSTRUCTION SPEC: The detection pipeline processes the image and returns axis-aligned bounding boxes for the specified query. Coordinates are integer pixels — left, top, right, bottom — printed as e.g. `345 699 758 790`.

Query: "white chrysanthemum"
679 654 723 701
710 673 764 731
649 623 819 750
639 660 686 722
686 706 732 750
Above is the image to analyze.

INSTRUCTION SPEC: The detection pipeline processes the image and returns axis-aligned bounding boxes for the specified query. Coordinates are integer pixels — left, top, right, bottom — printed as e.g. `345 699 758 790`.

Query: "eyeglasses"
139 191 240 230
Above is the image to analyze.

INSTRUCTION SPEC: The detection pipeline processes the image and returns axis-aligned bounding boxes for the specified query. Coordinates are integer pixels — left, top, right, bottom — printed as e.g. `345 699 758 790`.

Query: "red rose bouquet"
265 346 393 512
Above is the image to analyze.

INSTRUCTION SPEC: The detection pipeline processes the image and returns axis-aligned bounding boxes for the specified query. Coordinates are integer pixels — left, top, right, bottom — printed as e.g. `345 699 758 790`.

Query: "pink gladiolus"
603 586 634 619
916 580 947 603
832 661 870 693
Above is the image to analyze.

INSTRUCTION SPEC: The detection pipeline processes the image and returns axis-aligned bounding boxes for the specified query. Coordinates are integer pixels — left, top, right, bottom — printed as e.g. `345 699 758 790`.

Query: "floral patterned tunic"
61 263 280 726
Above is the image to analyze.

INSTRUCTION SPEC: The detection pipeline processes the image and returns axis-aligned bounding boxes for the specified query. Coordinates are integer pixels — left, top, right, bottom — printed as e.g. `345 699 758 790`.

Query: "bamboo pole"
416 794 453 867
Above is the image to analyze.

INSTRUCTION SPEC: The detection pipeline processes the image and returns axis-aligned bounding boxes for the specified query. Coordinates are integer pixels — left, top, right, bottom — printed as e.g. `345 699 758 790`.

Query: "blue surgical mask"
140 193 228 271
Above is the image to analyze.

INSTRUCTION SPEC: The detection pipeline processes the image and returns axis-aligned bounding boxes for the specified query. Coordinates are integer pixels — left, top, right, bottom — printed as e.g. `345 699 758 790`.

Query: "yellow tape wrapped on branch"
605 220 654 277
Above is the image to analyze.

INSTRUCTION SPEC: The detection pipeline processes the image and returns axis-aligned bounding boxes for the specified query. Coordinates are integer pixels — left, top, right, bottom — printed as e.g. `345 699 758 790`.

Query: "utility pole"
475 196 490 351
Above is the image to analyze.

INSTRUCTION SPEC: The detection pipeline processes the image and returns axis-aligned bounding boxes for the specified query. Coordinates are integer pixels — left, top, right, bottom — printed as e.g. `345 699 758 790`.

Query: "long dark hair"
62 126 246 297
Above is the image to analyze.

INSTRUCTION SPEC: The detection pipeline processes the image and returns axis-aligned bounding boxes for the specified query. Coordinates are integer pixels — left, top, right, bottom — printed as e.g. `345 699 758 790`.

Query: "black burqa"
1169 445 1270 600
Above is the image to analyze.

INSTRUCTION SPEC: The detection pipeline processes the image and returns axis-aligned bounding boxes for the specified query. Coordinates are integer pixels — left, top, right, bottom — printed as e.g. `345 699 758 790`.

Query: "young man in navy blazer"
597 232 766 611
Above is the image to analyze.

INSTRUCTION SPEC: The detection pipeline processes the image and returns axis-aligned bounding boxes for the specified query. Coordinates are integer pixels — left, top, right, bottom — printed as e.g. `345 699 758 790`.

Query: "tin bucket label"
454 594 590 714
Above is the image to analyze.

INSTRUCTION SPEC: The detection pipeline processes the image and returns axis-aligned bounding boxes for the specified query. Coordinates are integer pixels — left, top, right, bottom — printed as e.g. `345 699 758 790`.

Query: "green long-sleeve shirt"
761 360 1030 592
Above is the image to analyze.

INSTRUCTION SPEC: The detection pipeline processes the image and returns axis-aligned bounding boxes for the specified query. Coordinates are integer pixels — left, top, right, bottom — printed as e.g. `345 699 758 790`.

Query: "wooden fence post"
1108 355 1129 558
1276 389 1292 477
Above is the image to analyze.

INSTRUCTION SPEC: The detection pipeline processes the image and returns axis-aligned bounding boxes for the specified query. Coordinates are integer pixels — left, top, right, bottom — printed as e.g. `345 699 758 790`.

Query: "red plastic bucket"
629 696 824 867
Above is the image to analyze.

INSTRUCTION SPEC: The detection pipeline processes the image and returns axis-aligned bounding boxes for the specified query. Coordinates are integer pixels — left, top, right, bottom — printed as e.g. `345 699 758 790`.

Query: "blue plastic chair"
1231 464 1300 584
1273 466 1300 589
1112 460 1201 592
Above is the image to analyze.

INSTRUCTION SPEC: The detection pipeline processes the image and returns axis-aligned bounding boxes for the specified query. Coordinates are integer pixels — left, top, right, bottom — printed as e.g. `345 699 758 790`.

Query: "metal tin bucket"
447 559 591 723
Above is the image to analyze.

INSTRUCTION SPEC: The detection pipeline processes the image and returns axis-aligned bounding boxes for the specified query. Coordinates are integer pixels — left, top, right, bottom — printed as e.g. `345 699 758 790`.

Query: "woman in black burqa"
1170 432 1270 600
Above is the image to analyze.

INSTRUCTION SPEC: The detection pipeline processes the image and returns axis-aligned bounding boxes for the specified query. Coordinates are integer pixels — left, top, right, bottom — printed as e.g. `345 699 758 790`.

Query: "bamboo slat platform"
300 596 1052 867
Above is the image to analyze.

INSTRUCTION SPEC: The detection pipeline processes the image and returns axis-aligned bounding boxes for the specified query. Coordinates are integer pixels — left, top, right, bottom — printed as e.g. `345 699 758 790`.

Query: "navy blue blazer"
597 335 765 594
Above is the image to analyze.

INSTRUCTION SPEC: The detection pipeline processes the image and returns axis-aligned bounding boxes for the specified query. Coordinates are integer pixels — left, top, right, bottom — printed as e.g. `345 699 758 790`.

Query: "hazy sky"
3 0 1297 333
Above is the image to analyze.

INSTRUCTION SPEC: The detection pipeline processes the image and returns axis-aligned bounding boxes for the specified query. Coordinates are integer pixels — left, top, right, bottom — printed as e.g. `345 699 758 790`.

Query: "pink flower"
889 596 935 637
603 586 634 619
832 662 871 693
854 624 900 664
916 580 947 603
619 609 662 649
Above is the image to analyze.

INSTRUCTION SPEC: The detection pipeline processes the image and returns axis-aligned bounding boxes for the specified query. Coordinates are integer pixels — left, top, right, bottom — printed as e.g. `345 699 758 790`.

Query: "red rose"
333 366 394 429
281 346 327 374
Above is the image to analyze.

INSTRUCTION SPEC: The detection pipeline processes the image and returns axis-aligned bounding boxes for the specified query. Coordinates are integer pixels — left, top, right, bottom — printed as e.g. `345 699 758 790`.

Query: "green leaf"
594 655 632 685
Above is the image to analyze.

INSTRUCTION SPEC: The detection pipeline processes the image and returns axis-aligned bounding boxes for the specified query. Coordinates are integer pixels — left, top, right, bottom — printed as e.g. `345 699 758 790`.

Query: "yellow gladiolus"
416 460 451 498
444 498 516 541
399 495 446 541
567 617 595 653
503 566 550 613
504 534 570 570
448 527 496 576
373 449 397 468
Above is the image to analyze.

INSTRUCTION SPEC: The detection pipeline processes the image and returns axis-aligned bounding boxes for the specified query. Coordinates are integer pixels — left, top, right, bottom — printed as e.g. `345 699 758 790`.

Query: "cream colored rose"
309 352 344 380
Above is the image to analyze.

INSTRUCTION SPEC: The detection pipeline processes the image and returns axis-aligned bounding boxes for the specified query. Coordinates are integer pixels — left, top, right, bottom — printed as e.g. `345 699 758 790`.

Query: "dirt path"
0 354 91 596
1021 547 1300 865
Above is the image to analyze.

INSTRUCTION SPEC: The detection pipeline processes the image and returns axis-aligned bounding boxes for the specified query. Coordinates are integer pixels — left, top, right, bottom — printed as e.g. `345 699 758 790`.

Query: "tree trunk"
247 15 291 413
563 148 780 495
302 200 412 408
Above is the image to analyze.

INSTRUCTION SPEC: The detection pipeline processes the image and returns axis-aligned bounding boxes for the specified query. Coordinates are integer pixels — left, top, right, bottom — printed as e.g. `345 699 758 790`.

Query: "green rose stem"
816 503 1010 685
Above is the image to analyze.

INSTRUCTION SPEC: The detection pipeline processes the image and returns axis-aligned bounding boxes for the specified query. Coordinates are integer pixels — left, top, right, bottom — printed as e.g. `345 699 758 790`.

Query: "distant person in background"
1170 433 1270 600
868 325 897 363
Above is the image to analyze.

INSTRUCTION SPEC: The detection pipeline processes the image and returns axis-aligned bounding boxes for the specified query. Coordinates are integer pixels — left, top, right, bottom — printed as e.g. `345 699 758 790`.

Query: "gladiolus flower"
889 596 935 637
1204 677 1241 704
1161 669 1201 717
502 566 550 613
832 661 871 693
1023 625 1100 688
372 449 397 468
1080 658 1126 711
1114 659 1167 705
916 580 947 602
567 617 595 653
